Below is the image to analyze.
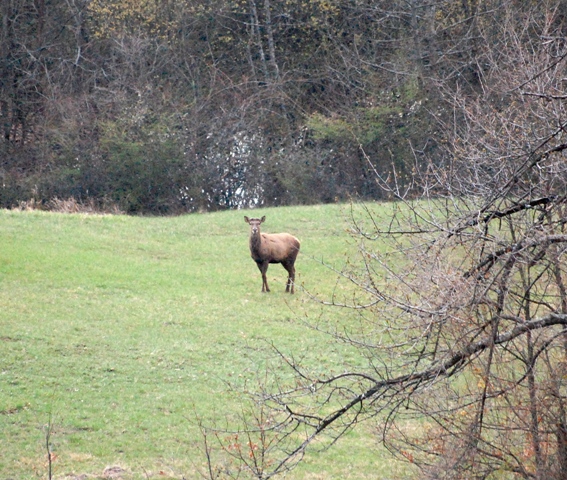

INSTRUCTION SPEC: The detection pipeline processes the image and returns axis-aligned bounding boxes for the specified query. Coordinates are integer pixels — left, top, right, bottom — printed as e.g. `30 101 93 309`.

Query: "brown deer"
244 215 301 293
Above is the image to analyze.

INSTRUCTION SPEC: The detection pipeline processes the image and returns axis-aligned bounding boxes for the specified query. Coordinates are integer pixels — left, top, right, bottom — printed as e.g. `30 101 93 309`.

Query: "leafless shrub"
15 197 124 215
48 197 124 215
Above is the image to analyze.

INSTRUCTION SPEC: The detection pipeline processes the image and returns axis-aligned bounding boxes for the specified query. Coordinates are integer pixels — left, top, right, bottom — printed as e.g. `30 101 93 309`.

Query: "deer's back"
260 233 300 262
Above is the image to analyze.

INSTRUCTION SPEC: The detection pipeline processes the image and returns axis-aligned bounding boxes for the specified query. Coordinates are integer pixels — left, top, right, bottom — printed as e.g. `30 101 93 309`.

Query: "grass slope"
0 204 410 479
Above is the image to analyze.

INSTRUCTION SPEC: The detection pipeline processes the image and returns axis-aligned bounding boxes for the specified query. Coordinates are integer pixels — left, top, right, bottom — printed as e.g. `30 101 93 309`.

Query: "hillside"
0 204 411 479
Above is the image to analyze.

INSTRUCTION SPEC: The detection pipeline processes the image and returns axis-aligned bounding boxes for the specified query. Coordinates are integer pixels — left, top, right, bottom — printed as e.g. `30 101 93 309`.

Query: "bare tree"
199 4 567 479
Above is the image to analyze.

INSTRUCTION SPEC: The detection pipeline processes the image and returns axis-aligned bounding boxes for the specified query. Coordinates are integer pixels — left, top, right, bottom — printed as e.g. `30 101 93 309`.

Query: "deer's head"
244 215 266 235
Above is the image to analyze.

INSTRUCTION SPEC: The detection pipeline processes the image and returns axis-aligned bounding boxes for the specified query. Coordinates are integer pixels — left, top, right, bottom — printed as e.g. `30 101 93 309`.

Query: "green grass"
0 204 412 479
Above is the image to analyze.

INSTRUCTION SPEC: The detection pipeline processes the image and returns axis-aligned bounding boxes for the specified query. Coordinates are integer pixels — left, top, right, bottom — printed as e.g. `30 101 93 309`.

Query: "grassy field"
0 204 412 479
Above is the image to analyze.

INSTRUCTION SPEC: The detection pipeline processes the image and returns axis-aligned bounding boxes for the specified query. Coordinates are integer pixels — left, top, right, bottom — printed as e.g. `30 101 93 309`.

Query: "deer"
244 215 301 294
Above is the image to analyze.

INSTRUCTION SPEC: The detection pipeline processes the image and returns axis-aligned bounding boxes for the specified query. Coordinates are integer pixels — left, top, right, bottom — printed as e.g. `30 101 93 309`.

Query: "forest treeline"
1 0 564 213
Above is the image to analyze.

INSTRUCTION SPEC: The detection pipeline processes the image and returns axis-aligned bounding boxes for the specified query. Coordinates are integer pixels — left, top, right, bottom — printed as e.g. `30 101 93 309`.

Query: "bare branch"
281 313 567 463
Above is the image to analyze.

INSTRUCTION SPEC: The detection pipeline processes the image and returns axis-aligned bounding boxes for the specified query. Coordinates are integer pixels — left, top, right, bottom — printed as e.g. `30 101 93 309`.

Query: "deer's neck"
249 231 264 256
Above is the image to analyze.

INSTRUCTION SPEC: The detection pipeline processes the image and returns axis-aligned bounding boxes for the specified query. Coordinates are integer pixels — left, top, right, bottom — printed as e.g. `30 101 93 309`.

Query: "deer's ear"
244 216 250 223
260 216 266 223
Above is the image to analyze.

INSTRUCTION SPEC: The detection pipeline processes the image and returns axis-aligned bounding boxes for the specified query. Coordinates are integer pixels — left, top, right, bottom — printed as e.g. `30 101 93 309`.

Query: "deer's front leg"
257 261 270 292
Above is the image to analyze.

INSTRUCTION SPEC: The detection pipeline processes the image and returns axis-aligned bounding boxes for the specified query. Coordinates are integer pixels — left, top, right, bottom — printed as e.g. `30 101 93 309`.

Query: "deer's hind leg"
282 260 296 294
